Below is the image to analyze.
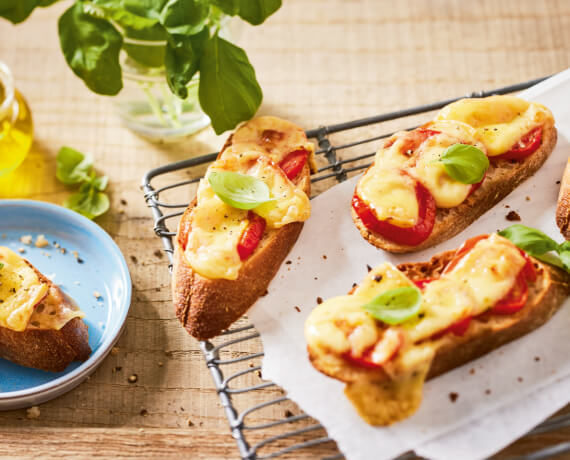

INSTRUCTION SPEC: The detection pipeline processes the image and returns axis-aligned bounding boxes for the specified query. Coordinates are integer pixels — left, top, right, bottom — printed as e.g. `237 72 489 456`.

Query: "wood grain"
0 0 569 458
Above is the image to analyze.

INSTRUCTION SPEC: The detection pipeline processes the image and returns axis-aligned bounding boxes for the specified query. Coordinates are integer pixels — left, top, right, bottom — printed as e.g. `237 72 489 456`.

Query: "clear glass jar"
114 37 210 143
0 61 33 177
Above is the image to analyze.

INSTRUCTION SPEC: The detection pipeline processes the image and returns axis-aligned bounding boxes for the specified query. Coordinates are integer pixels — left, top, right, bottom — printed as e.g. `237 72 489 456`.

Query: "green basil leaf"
91 175 109 191
498 224 559 256
0 0 42 24
439 143 489 184
122 23 167 68
159 0 209 36
208 171 274 210
56 147 94 185
211 0 239 15
237 0 281 25
557 249 570 271
39 0 59 6
362 286 422 326
165 28 208 98
199 34 262 134
89 0 160 30
58 2 123 96
64 186 110 220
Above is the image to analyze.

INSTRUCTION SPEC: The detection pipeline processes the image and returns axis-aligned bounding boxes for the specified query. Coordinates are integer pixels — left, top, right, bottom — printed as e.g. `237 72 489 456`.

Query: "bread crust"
0 268 91 372
556 158 570 239
353 122 557 253
308 246 570 385
172 144 311 340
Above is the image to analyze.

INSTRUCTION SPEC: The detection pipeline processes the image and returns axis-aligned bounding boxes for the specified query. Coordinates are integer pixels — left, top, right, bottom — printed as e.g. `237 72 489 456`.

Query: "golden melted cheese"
28 284 85 331
409 130 479 208
305 234 526 424
356 168 419 227
231 116 315 164
184 117 312 280
0 247 49 331
435 95 553 156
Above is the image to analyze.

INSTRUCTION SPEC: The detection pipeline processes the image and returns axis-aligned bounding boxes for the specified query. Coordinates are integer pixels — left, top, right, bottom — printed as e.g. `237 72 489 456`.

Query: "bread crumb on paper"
506 210 521 221
26 406 40 419
448 392 459 403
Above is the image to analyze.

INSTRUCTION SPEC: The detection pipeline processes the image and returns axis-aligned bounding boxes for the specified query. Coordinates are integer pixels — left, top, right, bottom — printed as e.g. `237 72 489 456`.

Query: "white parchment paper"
249 69 570 460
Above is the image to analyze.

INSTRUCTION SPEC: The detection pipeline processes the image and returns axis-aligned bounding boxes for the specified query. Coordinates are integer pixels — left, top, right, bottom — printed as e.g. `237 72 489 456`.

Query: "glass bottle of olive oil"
0 62 33 178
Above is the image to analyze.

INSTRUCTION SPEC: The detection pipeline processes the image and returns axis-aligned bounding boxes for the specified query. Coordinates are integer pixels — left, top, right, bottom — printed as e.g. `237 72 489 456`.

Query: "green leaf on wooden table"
439 143 489 184
237 0 281 25
165 28 208 98
362 286 422 326
159 0 210 36
199 34 262 134
58 2 123 96
208 171 275 210
56 147 94 185
64 186 110 220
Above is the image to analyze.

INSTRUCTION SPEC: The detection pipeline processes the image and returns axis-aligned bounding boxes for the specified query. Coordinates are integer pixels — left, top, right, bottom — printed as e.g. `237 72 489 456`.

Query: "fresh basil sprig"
439 144 489 184
499 224 570 271
2 0 282 134
362 286 422 326
208 170 275 210
57 147 110 220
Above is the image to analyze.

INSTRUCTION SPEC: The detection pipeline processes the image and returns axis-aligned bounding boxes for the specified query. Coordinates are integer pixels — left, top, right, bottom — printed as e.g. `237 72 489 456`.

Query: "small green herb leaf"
165 28 208 99
89 0 160 30
0 263 4 270
159 0 209 36
237 0 281 25
208 171 274 210
91 175 109 191
211 0 239 15
439 144 489 184
0 0 43 24
498 225 559 255
57 147 94 185
362 286 422 326
58 2 123 96
199 34 262 134
64 186 110 220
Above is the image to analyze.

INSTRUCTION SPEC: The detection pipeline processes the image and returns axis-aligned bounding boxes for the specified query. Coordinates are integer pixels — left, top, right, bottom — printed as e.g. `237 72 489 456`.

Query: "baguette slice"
0 263 91 373
172 120 312 340
556 158 570 239
308 246 570 425
353 120 557 253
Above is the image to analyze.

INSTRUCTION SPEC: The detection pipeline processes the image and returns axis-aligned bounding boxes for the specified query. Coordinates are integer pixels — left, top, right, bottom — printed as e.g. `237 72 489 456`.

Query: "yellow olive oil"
0 82 33 178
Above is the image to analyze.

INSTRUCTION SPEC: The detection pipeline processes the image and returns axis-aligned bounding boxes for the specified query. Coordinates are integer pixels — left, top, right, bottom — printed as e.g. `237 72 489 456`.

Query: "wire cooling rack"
141 76 570 460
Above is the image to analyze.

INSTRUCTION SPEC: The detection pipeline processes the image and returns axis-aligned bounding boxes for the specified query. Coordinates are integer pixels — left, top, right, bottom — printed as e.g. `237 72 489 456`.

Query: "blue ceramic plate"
0 200 131 410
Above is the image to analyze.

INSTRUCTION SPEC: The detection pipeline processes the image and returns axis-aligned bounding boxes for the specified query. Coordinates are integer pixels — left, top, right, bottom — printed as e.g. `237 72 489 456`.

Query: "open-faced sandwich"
0 247 91 372
352 95 557 252
305 229 570 425
173 116 315 340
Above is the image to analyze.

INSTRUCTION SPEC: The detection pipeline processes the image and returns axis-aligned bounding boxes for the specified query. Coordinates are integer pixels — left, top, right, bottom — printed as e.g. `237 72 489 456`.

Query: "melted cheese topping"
231 116 315 163
0 247 49 331
356 169 419 227
435 96 553 156
305 234 526 423
184 117 312 280
409 130 478 208
28 285 85 330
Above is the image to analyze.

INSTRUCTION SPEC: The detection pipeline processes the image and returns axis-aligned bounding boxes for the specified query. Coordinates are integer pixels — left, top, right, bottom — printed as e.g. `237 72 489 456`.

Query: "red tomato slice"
237 212 266 261
442 235 489 274
413 278 434 290
491 272 529 315
397 128 440 156
278 149 308 180
492 127 542 161
352 176 436 246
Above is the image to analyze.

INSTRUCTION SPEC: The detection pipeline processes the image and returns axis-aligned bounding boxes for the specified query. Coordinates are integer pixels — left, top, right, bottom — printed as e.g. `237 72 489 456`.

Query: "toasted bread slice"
308 247 570 395
172 119 312 340
353 120 557 253
556 158 570 239
0 265 91 373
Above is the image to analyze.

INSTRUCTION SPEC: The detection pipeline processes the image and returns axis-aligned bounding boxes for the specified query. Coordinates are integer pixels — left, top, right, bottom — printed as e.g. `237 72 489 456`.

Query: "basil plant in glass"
0 0 281 142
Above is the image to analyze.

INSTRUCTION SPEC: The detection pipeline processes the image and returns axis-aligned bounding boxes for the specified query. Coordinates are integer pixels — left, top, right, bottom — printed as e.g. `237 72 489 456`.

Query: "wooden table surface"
1 1 569 458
